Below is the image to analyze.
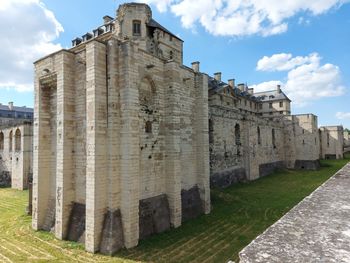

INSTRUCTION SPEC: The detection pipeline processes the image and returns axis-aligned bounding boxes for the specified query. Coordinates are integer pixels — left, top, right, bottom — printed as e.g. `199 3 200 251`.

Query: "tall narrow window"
269 103 273 109
15 129 21 151
0 132 4 151
9 130 13 152
209 119 214 143
145 121 152 134
132 20 141 36
272 129 276 148
327 133 330 147
235 124 240 146
169 50 173 60
279 101 283 107
257 127 261 145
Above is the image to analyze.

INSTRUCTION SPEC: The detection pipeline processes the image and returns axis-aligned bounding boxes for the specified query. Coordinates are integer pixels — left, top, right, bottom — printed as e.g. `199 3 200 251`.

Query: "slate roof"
254 90 291 102
0 104 33 113
208 77 259 101
147 19 183 42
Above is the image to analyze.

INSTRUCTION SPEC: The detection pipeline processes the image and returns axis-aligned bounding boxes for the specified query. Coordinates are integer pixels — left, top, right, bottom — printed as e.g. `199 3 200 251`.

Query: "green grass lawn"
0 156 349 263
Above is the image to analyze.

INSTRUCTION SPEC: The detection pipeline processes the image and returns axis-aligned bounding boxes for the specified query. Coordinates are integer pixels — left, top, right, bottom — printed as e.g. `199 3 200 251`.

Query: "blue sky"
0 0 349 128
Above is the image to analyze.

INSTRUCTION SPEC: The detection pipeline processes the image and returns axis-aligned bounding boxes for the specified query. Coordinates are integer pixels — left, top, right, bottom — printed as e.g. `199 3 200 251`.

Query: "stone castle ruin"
32 3 346 255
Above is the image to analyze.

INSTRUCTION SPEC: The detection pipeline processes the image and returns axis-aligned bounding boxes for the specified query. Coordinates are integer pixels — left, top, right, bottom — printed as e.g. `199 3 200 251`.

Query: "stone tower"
33 3 210 255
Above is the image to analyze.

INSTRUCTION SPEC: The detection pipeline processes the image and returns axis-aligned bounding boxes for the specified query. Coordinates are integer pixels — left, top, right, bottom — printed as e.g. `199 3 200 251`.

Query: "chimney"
8 102 14 111
277 84 281 94
191 61 200 72
214 72 222 82
228 79 235 88
103 15 114 24
238 83 245 92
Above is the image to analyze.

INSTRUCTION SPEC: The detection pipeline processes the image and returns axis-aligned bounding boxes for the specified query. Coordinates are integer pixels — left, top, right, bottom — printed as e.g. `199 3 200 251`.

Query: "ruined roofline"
320 125 344 130
292 113 318 117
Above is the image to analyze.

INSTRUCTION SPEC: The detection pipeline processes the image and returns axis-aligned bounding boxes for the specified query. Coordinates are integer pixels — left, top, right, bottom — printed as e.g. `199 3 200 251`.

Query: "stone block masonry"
33 3 210 255
32 1 346 255
239 162 350 263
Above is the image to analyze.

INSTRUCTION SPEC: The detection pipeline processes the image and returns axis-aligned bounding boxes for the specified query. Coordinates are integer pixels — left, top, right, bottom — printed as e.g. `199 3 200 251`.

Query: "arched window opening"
15 129 21 151
169 50 173 60
257 126 261 145
0 132 4 151
272 129 276 149
9 130 13 152
235 124 241 146
145 121 152 134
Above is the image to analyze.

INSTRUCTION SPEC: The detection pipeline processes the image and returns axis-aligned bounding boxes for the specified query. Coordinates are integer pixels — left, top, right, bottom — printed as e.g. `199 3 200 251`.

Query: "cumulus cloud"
251 53 346 107
336 112 350 120
0 0 63 92
139 0 349 36
256 53 320 72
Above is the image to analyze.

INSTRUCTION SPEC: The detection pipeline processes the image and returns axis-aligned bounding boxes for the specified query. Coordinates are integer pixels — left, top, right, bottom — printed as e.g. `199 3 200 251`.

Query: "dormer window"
133 20 141 36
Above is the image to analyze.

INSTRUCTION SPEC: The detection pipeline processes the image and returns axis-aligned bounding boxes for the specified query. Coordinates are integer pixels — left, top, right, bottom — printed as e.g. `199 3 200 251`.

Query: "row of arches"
0 129 21 152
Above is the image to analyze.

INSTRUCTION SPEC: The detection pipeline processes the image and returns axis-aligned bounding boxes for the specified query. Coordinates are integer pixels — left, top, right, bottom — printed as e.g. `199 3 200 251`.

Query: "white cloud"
251 53 346 107
336 112 350 120
139 0 349 36
256 53 320 72
0 0 63 92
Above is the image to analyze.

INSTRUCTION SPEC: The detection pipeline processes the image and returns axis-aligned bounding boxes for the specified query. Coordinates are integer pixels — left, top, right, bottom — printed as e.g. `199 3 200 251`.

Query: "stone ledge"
239 162 350 263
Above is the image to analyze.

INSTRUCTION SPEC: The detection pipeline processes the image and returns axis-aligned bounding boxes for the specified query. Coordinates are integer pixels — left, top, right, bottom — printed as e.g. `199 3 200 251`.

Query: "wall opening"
235 123 241 156
257 126 261 145
327 133 330 147
132 20 141 36
209 119 214 144
0 132 4 151
15 129 21 152
235 124 240 145
272 129 276 149
9 130 13 152
145 121 152 134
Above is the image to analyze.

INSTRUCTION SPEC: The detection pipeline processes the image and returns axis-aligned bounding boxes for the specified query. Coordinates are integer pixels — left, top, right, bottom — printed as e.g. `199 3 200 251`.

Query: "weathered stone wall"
0 124 33 190
320 126 344 159
33 3 209 254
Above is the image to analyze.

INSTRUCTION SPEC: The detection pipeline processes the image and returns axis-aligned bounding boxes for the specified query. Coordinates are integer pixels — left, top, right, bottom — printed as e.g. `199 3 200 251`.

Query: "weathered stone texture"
67 202 86 243
239 163 350 263
100 209 124 255
139 194 171 240
181 186 204 222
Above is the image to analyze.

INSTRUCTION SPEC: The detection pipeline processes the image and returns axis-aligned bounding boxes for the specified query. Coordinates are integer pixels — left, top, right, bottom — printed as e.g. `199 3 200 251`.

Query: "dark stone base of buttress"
100 209 124 255
181 186 203 222
67 202 86 243
139 194 171 240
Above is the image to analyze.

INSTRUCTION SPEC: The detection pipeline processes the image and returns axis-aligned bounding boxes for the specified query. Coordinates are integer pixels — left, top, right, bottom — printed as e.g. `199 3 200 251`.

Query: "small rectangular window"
133 20 141 36
269 103 273 109
279 101 283 107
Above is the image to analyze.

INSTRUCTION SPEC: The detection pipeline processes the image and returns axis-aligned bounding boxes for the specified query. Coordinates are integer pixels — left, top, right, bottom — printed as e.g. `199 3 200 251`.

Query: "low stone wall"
239 162 350 262
0 171 11 188
294 159 320 170
210 167 246 188
259 161 284 178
